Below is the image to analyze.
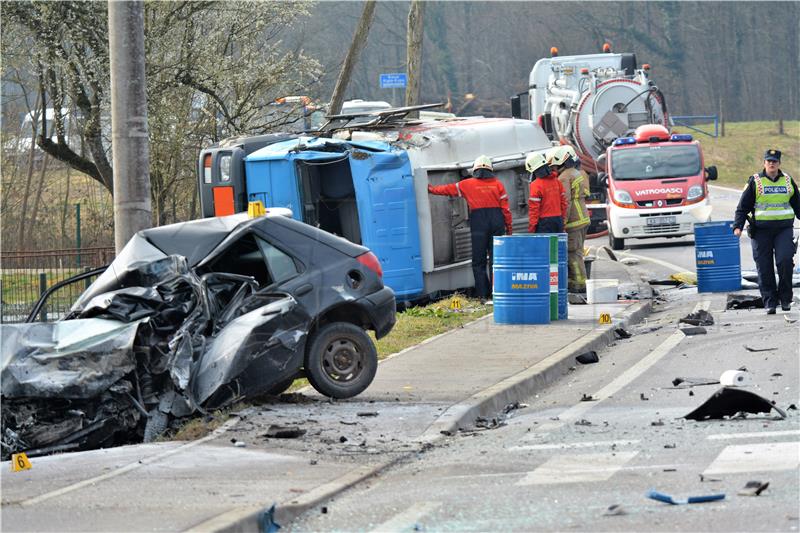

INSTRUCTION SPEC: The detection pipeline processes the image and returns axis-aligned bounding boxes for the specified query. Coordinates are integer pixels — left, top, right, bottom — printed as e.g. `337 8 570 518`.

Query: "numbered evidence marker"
598 313 612 325
449 296 463 310
11 452 32 472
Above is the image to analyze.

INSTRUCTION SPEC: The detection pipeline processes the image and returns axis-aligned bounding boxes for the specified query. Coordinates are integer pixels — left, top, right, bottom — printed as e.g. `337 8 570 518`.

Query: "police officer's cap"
764 149 781 162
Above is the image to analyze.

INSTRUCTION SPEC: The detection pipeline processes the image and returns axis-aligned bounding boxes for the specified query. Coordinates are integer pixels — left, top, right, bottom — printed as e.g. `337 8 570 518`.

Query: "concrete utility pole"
405 0 425 115
108 0 152 253
329 0 376 116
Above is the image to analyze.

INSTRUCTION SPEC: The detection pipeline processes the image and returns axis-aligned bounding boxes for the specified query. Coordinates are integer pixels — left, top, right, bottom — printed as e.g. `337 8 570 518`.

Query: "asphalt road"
288 186 800 532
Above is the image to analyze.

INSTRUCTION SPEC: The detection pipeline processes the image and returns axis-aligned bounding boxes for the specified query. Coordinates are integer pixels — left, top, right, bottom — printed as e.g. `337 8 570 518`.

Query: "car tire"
609 228 625 250
305 322 377 399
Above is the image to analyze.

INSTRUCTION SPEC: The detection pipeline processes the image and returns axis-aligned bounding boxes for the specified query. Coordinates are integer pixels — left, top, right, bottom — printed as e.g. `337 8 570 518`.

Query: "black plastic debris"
580 394 598 402
772 373 784 377
672 377 720 388
640 393 650 401
699 474 722 483
614 327 632 339
726 294 764 310
680 326 707 336
264 425 306 439
738 480 769 496
679 309 714 326
575 419 593 426
648 279 682 286
664 443 676 449
339 436 348 443
647 489 725 505
260 503 281 533
651 419 665 426
576 351 599 364
745 345 778 353
357 412 379 417
788 404 798 410
603 504 626 516
683 387 788 421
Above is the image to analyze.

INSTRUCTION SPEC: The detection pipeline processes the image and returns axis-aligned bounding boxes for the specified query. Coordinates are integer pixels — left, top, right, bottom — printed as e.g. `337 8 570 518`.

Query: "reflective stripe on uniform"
755 209 794 217
529 197 541 202
456 182 462 197
753 173 794 222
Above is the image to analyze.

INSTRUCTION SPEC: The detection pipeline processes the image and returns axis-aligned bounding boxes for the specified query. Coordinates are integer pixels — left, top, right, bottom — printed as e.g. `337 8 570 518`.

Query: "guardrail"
1 247 114 323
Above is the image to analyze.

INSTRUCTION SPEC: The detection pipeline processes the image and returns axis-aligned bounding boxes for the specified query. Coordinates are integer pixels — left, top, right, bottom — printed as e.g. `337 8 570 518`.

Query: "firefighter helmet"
547 145 577 167
472 155 494 173
525 152 548 173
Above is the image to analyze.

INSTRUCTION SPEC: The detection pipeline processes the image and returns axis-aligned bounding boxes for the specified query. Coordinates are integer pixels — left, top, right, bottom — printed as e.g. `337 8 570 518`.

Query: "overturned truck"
1 213 395 459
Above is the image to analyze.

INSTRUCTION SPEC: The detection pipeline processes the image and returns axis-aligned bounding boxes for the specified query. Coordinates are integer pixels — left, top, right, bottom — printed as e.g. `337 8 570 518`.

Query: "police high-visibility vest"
753 173 795 222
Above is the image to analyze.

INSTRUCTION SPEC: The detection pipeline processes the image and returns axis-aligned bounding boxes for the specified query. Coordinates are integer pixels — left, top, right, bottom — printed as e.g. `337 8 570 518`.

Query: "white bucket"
586 278 619 304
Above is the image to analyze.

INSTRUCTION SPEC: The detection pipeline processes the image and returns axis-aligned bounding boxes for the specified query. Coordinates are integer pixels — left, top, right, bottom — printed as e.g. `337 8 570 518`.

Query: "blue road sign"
380 73 407 89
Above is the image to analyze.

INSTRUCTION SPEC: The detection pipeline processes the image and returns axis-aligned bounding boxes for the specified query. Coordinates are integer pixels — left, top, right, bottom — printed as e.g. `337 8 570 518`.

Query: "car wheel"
305 322 377 399
608 229 625 250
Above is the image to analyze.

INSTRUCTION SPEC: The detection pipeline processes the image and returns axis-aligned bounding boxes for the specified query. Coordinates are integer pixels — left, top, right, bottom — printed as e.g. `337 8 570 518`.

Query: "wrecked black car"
1 212 395 458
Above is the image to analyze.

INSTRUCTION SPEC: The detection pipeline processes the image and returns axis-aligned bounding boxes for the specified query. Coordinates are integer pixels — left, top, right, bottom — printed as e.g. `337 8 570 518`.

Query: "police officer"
428 155 513 302
525 152 567 233
733 149 800 314
548 145 591 294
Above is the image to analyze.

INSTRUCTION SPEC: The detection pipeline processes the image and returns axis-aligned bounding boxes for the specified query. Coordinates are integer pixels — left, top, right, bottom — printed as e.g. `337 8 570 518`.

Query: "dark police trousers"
751 225 795 309
469 208 506 299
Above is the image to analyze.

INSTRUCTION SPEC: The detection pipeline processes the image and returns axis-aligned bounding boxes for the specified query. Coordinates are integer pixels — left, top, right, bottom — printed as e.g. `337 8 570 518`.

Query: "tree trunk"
27 153 50 247
18 105 41 250
329 0 377 115
61 165 72 248
405 0 425 115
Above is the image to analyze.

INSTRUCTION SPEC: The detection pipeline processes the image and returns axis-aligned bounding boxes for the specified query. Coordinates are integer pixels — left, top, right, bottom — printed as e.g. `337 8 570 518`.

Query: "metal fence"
1 247 115 323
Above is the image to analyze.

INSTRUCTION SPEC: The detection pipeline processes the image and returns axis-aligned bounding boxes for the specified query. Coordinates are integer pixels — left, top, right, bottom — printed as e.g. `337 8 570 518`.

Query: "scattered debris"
640 393 650 401
738 480 769 497
679 309 714 326
726 294 764 310
321 506 328 514
339 436 348 443
771 373 783 377
620 257 639 266
664 443 676 449
689 390 694 396
339 421 358 426
719 370 752 387
741 270 759 282
614 327 632 339
603 504 627 516
474 416 507 430
568 293 588 305
679 326 707 336
788 404 798 411
576 351 599 364
264 425 307 439
663 468 677 472
785 314 798 324
233 440 247 448
260 504 281 533
647 489 725 505
580 394 598 402
699 474 722 482
745 345 778 353
683 387 788 421
575 419 593 426
670 272 697 286
357 412 379 417
648 279 682 286
651 419 665 426
503 402 527 414
672 377 720 388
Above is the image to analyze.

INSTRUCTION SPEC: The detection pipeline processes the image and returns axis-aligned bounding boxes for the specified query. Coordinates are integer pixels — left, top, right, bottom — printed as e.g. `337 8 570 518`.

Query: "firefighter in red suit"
427 155 513 302
525 151 567 233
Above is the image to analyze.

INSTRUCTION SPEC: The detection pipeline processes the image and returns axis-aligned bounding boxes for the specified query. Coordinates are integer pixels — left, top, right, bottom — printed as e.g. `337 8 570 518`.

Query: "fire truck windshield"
610 145 701 180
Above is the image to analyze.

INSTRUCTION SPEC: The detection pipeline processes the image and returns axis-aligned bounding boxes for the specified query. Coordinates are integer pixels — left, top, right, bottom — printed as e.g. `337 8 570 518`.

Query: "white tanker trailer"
512 46 670 232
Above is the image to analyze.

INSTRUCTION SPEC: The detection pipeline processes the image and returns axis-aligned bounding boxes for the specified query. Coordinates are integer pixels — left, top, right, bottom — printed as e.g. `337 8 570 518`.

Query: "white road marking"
704 442 800 475
19 415 243 507
510 439 640 451
516 451 639 485
438 462 684 482
534 300 708 432
708 430 800 441
369 501 441 533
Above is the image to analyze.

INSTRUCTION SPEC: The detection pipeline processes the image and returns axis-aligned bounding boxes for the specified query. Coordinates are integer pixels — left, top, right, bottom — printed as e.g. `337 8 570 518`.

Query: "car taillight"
357 252 383 278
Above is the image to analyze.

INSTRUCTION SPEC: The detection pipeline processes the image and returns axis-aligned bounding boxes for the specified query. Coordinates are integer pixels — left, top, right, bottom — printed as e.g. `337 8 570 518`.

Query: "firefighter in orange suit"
525 152 567 234
547 145 591 294
428 155 513 302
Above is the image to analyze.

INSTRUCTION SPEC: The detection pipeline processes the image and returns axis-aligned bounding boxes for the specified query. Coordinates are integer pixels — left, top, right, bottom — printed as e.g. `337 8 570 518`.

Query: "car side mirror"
705 166 718 181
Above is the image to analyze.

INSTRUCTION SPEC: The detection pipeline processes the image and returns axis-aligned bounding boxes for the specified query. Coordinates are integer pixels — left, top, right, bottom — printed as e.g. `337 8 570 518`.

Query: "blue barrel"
695 221 741 292
492 236 551 324
558 234 568 319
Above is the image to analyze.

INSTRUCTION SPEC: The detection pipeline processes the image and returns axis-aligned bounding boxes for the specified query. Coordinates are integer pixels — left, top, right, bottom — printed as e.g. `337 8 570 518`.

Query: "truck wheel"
609 230 625 250
305 322 377 399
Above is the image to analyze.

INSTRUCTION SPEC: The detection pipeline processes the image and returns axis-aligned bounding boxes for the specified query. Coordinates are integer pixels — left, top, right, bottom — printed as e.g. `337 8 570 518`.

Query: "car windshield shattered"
1 214 396 460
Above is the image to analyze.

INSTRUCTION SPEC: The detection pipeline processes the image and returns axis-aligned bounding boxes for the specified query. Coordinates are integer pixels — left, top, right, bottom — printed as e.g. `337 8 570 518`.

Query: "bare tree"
405 0 425 113
329 0 377 115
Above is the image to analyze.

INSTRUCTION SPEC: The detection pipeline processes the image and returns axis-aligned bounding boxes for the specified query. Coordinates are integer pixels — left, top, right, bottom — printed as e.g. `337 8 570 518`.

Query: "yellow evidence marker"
449 296 464 310
598 313 612 325
11 452 32 472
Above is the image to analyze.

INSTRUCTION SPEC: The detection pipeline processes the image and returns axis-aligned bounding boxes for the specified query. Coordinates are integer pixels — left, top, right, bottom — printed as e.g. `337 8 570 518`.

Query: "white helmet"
547 145 577 167
472 155 493 173
525 152 548 174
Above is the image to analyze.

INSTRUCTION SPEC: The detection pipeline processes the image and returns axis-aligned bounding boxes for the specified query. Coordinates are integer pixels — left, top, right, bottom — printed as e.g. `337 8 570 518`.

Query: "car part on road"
647 489 725 505
719 370 752 387
575 351 599 364
264 425 307 439
738 480 769 497
744 345 778 352
683 387 788 421
614 327 632 339
671 377 720 388
726 294 764 310
679 309 714 326
679 326 707 335
603 504 627 516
